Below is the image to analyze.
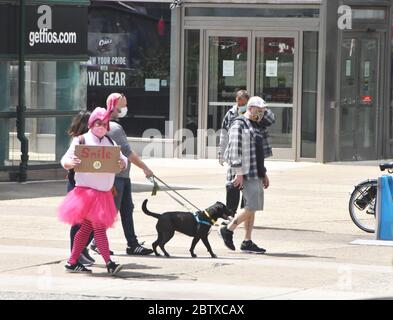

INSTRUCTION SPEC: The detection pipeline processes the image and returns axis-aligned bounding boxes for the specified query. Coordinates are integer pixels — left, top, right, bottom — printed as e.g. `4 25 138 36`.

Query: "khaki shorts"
242 178 264 211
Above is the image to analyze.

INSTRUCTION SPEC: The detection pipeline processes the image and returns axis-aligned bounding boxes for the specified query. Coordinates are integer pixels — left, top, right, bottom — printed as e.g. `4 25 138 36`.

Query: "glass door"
254 32 298 159
200 30 298 159
203 31 251 158
339 33 380 161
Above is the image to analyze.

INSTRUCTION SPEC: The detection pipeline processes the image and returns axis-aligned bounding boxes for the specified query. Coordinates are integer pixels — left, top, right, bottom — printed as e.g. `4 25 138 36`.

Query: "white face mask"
117 107 128 118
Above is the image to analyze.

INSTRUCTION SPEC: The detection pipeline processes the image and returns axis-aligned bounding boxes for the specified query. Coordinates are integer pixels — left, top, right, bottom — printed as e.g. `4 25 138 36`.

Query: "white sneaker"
220 216 234 226
78 252 94 267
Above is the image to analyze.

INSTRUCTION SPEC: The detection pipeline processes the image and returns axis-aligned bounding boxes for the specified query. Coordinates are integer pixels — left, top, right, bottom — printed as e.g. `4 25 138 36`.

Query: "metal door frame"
200 30 252 158
336 31 383 161
199 30 300 159
252 30 300 160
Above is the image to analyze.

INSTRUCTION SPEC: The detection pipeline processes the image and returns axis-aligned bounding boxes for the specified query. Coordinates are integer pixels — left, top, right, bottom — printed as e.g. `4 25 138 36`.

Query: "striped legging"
68 219 110 265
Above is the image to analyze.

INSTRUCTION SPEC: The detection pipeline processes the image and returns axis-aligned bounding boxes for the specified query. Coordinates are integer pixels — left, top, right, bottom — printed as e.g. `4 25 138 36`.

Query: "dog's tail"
142 199 161 219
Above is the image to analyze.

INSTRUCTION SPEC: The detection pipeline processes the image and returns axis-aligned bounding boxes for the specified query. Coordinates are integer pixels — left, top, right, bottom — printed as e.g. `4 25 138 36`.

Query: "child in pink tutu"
58 107 127 275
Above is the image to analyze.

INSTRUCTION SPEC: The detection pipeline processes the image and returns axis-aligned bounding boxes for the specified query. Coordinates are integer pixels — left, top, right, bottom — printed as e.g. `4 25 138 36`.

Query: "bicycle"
349 162 393 233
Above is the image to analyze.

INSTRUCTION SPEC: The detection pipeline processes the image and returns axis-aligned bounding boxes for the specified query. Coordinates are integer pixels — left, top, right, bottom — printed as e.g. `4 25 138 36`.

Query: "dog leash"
148 176 217 226
148 175 201 212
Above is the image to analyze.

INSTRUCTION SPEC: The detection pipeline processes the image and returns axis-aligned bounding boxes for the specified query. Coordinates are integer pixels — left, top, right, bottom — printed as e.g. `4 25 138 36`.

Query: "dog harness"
193 210 217 226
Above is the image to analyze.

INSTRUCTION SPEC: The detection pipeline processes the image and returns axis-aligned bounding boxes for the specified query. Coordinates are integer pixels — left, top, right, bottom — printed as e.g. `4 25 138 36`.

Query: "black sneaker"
90 243 114 256
126 244 153 256
107 261 123 275
219 226 235 251
240 241 266 254
65 262 92 273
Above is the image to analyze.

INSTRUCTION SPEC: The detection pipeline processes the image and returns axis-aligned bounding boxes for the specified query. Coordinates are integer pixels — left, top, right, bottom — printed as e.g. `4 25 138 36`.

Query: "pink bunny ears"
87 94 124 130
88 107 110 130
106 93 123 114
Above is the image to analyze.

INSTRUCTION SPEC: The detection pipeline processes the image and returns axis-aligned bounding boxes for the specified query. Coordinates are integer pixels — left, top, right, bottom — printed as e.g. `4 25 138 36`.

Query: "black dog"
142 199 230 258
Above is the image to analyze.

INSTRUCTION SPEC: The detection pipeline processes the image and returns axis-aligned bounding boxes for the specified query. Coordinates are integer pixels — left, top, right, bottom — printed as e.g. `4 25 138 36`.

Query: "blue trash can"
376 176 393 240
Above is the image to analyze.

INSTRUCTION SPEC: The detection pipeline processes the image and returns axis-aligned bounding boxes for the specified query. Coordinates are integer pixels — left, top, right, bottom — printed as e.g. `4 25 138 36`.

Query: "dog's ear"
213 202 230 217
216 202 232 217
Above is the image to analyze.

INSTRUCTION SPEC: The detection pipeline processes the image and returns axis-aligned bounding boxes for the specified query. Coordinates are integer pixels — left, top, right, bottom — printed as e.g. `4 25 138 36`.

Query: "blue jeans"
114 177 138 247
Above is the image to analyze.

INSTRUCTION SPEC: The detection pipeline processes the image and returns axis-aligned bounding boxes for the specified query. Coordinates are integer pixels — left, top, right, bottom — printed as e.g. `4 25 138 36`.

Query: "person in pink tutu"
58 107 127 275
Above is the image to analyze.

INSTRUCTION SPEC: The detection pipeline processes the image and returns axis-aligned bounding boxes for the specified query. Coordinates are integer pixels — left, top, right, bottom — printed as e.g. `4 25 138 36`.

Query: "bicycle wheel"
349 179 377 233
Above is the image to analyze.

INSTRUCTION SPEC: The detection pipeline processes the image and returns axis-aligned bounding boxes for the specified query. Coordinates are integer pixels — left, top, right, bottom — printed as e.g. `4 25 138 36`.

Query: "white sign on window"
266 60 278 77
346 60 352 77
145 79 160 92
364 61 370 78
223 60 235 77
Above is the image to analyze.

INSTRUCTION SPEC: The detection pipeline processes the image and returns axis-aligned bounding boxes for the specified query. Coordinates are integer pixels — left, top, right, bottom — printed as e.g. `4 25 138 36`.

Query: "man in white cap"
219 96 270 254
219 90 275 219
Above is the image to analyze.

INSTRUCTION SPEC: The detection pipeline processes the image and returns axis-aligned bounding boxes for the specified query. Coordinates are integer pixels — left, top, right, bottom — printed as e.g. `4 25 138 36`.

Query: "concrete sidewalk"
0 159 392 300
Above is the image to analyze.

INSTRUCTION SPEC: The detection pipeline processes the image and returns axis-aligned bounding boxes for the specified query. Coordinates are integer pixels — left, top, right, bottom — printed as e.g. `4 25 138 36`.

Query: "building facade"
175 0 393 162
0 0 89 181
0 0 393 181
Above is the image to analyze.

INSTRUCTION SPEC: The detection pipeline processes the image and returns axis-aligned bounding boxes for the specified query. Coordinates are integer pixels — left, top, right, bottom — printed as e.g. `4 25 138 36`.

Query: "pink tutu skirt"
58 187 117 228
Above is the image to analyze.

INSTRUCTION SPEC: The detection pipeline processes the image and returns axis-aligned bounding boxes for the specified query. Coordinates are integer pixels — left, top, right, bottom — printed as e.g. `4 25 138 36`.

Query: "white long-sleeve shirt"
61 130 128 192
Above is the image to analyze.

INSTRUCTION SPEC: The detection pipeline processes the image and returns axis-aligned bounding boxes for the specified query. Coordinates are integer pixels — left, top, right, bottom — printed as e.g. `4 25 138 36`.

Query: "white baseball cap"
247 96 268 109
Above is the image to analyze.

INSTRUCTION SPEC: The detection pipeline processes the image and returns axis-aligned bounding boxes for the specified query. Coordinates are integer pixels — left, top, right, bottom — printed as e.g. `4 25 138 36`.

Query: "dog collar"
204 210 217 225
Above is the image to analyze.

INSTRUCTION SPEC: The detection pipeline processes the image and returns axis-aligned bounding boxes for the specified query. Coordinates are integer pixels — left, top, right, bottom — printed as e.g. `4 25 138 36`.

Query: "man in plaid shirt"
219 96 270 254
219 92 275 164
219 90 275 217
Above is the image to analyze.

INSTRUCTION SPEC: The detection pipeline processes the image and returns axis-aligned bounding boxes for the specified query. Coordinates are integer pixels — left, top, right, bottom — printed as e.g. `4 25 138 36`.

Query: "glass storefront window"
352 9 385 20
0 116 73 167
255 37 295 149
87 2 171 137
0 60 86 168
0 62 11 112
391 18 393 142
301 32 319 158
208 36 248 132
7 61 86 111
185 8 319 18
183 30 200 155
339 36 379 161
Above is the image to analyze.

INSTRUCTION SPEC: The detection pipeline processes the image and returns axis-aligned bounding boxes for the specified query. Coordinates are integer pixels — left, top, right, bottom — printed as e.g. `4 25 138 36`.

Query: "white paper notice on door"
145 79 160 92
364 61 370 78
223 60 235 77
346 60 352 77
266 60 278 77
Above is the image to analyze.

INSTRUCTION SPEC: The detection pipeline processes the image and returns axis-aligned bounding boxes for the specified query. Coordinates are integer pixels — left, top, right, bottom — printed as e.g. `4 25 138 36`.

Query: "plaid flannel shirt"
224 116 266 183
219 106 275 161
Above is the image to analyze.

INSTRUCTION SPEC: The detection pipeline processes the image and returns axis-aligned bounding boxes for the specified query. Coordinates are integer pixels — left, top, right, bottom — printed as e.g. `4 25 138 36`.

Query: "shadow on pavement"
92 262 162 270
114 272 179 281
0 181 197 201
253 226 324 233
265 253 334 259
91 263 179 280
88 266 179 281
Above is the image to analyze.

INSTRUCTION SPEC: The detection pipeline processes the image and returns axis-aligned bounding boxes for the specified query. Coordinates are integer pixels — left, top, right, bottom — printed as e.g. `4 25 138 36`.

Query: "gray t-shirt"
107 121 132 178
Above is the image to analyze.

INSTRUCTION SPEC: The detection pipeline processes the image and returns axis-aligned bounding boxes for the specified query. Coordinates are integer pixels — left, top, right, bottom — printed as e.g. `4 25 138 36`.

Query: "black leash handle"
151 175 201 212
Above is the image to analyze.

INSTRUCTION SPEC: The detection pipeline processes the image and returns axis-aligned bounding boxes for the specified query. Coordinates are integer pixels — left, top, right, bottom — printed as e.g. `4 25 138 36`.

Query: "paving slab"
0 160 392 300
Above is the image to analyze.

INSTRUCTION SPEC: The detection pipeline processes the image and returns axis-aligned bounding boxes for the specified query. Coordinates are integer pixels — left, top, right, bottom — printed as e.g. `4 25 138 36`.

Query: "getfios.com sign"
25 4 87 56
29 28 77 47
